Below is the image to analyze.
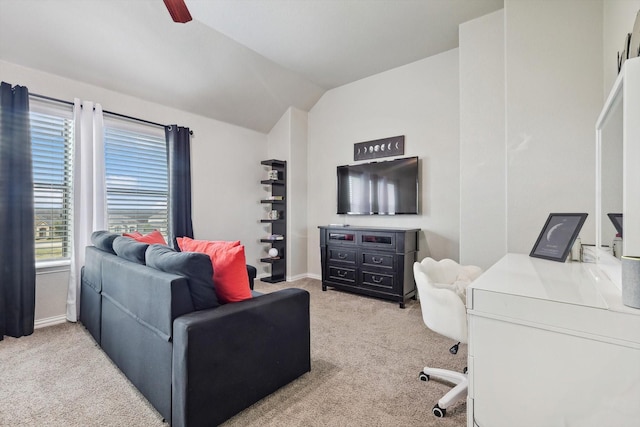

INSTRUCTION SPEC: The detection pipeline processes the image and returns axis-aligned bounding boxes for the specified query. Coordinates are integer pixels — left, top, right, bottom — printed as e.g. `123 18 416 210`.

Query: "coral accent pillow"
124 230 167 245
123 231 142 239
209 245 252 303
178 238 251 304
177 236 240 252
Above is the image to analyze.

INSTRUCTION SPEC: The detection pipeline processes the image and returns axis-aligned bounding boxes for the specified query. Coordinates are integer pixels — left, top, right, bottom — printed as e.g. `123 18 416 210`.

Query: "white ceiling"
0 0 503 133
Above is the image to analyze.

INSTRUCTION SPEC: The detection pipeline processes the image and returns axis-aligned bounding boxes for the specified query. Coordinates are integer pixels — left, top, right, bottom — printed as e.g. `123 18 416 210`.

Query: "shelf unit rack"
260 159 286 283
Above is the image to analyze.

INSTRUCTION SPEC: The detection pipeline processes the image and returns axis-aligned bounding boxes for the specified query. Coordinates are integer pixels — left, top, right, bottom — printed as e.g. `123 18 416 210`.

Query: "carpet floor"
0 278 467 426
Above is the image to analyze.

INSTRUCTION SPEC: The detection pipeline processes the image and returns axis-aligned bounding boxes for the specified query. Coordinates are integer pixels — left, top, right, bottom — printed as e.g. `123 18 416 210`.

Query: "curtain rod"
102 109 165 129
30 92 74 107
29 92 193 135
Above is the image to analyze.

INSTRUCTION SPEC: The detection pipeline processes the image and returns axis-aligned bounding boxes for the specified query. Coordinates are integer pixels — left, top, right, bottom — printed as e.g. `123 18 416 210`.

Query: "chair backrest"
413 258 481 344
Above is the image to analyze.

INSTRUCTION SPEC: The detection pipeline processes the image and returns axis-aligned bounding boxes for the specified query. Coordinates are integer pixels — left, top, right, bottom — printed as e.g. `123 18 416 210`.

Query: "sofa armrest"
171 287 310 427
246 264 257 290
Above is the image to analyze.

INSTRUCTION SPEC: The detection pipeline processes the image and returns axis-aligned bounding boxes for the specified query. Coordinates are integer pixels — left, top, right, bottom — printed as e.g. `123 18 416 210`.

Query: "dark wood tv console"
319 226 419 308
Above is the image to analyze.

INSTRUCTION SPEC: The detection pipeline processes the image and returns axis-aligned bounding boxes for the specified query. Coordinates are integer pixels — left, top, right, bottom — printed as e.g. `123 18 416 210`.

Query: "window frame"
30 98 74 268
103 115 168 240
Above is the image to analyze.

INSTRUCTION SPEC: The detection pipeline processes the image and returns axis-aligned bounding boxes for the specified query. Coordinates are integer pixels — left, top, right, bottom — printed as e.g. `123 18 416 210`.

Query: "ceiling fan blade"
163 0 192 23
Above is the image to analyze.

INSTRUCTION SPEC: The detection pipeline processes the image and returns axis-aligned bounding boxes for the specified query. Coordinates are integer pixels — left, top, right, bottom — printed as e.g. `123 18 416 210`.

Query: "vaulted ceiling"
0 0 503 133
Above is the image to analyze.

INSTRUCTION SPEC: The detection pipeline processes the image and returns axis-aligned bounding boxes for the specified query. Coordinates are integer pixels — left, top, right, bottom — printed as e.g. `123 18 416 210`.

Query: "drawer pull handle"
337 270 348 278
372 275 384 283
372 256 384 264
338 253 348 259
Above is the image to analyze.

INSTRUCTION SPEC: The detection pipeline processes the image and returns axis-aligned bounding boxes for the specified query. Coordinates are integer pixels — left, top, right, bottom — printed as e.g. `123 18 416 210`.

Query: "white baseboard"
34 315 67 329
257 272 321 282
288 273 309 282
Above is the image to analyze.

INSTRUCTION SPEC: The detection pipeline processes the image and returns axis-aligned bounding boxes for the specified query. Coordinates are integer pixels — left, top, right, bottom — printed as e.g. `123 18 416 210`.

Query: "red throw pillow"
178 238 251 304
124 230 167 245
177 236 240 252
209 245 251 303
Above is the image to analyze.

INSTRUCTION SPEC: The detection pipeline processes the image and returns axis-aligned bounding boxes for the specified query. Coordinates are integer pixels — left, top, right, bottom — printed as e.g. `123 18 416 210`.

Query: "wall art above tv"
354 135 404 161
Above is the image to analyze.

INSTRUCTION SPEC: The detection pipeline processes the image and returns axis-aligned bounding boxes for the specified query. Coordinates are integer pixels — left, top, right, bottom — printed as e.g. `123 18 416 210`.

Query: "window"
104 117 168 238
30 99 74 262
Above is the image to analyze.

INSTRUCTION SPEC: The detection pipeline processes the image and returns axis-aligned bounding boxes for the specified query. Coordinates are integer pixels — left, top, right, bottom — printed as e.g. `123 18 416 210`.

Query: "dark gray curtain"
165 125 193 249
0 82 35 341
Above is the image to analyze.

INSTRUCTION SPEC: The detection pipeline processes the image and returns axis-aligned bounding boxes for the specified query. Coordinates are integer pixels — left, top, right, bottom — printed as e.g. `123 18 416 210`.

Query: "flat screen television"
337 156 419 215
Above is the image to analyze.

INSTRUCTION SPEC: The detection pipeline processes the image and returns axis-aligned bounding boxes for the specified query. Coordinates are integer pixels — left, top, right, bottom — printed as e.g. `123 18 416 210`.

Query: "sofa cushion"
125 230 168 245
145 244 220 310
113 236 149 264
91 230 119 254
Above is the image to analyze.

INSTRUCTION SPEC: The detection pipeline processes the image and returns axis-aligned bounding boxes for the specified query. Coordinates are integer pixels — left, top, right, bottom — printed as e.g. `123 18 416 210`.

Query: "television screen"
337 156 419 215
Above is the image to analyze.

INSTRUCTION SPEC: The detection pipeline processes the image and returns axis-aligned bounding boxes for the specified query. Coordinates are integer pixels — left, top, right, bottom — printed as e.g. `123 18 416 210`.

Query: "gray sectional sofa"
80 231 311 426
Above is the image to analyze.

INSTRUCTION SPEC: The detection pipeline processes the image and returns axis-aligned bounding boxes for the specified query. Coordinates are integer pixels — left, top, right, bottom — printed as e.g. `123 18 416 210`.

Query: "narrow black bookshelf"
260 159 286 283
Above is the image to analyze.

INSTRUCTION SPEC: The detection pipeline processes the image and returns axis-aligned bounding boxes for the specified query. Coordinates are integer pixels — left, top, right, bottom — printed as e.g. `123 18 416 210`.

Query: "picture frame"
607 213 623 237
354 135 404 161
530 213 588 262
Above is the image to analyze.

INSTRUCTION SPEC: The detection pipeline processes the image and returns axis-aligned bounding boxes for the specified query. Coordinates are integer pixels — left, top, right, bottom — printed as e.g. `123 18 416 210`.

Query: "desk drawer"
328 266 356 285
328 247 356 265
361 271 395 292
361 252 394 269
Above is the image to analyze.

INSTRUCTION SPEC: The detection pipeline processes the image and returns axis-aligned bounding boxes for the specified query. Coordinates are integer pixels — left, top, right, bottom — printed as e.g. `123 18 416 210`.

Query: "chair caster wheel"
432 404 446 418
449 343 459 354
418 372 429 382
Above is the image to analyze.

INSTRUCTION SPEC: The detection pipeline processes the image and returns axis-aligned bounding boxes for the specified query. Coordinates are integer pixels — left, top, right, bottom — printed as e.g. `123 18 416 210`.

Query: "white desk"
467 254 640 427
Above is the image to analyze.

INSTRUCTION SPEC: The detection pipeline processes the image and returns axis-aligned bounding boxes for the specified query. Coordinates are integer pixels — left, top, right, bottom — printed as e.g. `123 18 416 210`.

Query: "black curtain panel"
165 125 193 249
0 82 36 341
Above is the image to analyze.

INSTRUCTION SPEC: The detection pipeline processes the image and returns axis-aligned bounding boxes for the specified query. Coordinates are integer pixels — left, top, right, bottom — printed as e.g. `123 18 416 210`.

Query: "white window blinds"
103 117 168 237
30 99 74 262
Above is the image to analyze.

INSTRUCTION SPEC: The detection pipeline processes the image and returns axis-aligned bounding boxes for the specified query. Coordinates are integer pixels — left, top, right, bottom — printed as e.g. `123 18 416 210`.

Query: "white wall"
504 0 603 254
6 1 637 321
266 107 309 281
0 60 267 323
603 1 640 97
264 110 290 279
267 108 290 160
459 10 506 270
306 50 460 277
32 268 69 327
288 108 309 280
459 1 618 268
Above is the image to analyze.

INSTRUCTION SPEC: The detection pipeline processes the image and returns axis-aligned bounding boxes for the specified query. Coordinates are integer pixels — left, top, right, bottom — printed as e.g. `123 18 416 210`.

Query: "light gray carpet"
0 278 467 426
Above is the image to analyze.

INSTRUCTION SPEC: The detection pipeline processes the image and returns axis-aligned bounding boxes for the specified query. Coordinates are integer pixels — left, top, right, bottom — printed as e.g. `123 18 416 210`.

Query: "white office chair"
413 257 482 417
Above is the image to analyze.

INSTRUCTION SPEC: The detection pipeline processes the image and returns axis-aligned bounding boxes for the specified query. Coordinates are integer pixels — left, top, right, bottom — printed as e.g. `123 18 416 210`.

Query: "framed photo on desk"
607 213 623 237
530 213 588 262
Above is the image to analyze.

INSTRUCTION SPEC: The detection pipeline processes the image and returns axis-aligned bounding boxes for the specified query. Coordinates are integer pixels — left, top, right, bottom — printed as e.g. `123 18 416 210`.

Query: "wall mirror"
597 90 623 251
596 57 640 290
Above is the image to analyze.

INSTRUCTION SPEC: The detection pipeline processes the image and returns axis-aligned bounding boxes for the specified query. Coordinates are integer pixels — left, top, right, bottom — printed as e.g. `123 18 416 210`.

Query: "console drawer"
360 232 395 249
328 232 356 245
361 252 394 269
328 266 356 285
328 247 356 265
361 271 395 292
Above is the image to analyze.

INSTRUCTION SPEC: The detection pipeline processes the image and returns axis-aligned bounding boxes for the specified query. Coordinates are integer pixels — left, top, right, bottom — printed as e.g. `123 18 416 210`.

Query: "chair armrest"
171 288 310 427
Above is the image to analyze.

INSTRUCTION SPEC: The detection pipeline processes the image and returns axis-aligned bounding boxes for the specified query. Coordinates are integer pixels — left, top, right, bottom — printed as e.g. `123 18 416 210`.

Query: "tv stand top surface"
318 225 420 232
